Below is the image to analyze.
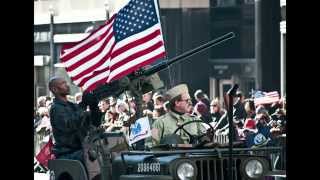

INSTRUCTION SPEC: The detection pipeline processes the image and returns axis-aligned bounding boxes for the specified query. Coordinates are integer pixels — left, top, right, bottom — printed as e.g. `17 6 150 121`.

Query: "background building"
34 0 283 106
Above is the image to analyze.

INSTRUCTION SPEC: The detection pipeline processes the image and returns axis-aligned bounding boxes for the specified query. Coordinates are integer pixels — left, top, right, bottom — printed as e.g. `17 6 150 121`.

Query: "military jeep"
48 122 286 180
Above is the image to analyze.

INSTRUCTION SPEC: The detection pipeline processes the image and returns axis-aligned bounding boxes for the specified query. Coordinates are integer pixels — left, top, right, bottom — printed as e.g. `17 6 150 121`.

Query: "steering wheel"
172 120 215 145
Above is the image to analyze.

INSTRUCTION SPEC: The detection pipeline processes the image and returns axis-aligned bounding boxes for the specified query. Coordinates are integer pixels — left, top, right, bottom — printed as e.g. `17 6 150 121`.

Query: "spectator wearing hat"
151 84 205 145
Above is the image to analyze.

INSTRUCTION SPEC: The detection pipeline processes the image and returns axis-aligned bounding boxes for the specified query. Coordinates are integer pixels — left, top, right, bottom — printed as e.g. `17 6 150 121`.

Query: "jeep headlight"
177 162 195 180
241 157 268 179
245 160 263 178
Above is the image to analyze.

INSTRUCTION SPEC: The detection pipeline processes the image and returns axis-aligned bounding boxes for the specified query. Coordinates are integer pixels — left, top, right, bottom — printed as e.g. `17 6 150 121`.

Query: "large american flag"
60 0 166 92
253 91 280 105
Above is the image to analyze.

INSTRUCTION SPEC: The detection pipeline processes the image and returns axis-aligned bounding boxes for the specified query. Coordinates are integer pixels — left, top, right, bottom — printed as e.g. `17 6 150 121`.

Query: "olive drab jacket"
152 111 204 145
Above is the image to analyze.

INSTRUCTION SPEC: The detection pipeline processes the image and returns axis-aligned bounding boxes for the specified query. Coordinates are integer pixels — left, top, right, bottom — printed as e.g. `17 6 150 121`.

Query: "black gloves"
79 91 103 127
80 91 99 110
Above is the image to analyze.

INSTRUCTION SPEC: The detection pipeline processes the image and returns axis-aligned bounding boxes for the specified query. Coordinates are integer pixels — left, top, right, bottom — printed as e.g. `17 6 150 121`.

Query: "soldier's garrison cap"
166 84 189 99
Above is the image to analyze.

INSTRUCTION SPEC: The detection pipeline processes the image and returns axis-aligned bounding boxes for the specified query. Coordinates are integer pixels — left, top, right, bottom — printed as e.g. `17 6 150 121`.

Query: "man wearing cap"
151 84 205 145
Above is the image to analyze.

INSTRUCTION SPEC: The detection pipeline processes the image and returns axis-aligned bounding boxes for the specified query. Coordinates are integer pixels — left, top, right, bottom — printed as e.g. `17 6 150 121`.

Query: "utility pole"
105 0 110 20
49 5 55 78
255 0 263 90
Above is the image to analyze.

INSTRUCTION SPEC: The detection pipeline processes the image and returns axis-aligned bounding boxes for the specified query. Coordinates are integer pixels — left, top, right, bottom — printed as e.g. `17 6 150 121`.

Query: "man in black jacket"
48 77 100 165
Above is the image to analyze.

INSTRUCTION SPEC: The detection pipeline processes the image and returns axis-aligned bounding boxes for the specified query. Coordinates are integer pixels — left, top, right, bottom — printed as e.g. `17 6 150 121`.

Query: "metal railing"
213 131 229 144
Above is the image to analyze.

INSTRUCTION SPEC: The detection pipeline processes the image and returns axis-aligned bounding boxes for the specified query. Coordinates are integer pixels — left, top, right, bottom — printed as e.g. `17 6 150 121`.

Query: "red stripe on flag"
60 42 78 56
65 32 115 72
109 52 165 82
78 66 110 87
61 15 116 53
71 43 116 82
61 25 113 62
110 41 164 71
111 29 161 58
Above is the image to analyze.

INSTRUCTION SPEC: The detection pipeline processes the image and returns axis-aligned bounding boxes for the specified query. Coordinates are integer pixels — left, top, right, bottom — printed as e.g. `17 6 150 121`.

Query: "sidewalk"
34 173 49 180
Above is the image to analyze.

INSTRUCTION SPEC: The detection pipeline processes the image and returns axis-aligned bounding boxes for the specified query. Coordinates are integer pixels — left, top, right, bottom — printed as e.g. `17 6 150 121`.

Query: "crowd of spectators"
34 86 286 155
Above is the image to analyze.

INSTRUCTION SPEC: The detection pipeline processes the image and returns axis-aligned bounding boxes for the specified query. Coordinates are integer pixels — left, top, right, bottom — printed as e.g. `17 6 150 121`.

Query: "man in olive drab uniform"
151 84 205 145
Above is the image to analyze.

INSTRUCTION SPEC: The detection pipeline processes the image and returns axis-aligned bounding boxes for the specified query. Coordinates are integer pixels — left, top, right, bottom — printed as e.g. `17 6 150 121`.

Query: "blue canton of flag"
115 0 158 41
252 90 265 98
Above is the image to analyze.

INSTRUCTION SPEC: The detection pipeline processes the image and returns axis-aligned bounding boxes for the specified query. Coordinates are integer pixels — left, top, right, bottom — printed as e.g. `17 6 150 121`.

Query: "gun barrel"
141 32 236 77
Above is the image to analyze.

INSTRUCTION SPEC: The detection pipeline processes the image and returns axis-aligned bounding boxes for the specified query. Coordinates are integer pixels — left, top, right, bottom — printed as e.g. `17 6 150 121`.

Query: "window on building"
281 6 286 21
34 32 50 42
244 0 254 4
217 0 236 7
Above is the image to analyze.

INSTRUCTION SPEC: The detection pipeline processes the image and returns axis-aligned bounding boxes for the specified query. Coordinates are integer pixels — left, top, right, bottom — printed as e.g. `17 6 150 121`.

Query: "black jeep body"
48 132 286 180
